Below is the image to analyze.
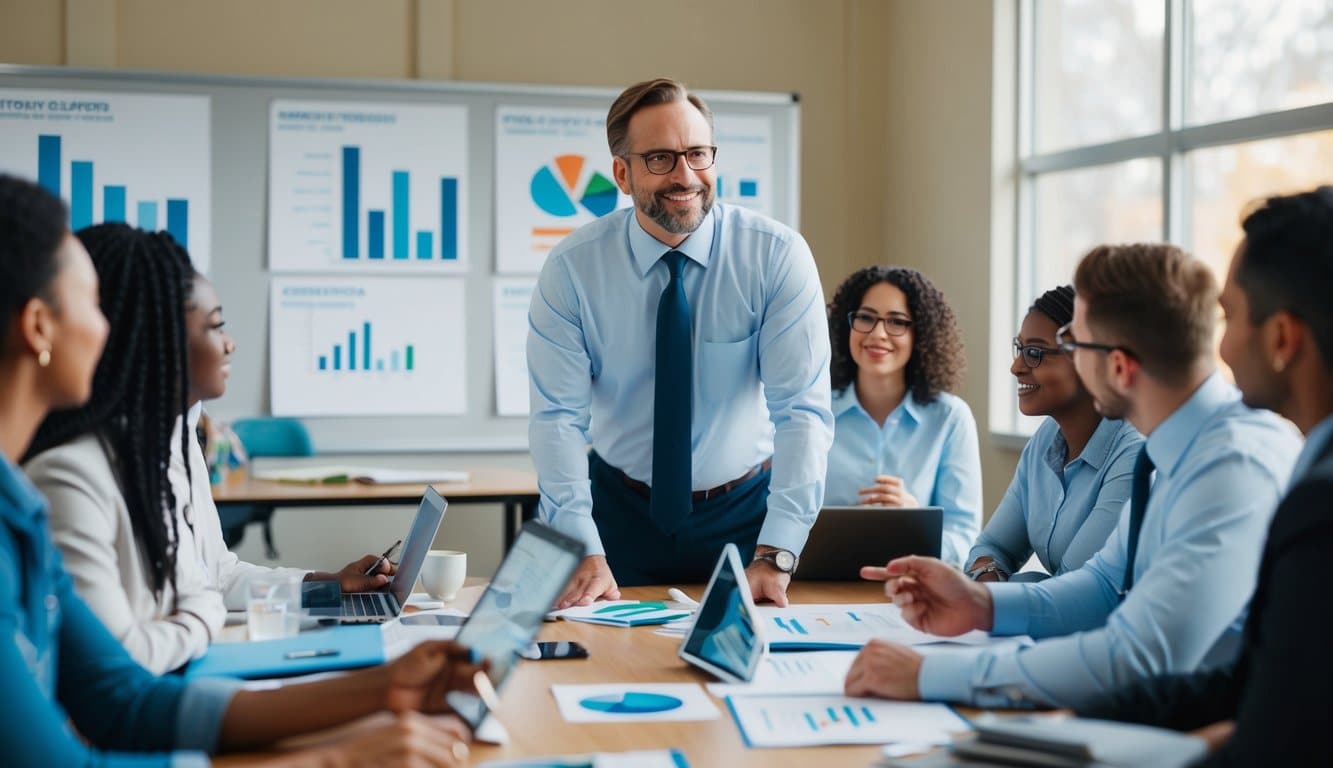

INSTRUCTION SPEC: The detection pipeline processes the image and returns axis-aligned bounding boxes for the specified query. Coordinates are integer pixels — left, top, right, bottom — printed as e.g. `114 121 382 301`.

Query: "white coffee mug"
419 550 467 601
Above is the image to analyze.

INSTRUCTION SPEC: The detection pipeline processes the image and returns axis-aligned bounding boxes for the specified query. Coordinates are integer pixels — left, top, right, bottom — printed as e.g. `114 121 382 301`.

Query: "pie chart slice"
578 691 683 714
531 166 578 216
579 171 619 217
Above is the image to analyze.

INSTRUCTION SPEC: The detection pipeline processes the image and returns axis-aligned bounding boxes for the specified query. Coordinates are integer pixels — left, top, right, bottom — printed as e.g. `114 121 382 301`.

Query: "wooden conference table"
465 580 946 767
211 467 540 549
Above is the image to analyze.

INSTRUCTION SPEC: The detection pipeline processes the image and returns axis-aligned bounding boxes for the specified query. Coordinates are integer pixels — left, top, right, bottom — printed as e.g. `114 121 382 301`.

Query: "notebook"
184 624 383 679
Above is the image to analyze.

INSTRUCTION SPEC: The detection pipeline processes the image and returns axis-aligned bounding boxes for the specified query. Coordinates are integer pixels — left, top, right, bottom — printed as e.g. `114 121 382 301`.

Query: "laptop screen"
389 487 448 608
447 521 584 728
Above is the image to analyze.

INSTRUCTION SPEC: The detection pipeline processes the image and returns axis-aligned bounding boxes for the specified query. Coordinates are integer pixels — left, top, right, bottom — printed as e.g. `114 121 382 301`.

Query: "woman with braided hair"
824 266 983 567
0 174 479 766
963 286 1142 583
24 222 392 674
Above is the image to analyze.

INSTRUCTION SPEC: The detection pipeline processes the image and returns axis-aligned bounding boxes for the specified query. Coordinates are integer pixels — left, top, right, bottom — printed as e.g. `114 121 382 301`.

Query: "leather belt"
620 459 772 502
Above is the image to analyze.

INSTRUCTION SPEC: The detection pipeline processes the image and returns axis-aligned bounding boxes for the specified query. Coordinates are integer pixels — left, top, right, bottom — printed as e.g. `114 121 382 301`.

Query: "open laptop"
797 506 944 581
446 521 585 731
307 485 448 623
678 543 766 683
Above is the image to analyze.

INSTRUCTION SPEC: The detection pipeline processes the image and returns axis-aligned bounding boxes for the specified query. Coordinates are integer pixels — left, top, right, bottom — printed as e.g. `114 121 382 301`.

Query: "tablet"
677 543 766 684
445 521 584 730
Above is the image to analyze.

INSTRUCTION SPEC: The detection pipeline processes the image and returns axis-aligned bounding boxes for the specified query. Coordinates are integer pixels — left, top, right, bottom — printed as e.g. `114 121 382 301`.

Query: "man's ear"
612 155 631 195
1266 310 1305 371
1107 348 1140 393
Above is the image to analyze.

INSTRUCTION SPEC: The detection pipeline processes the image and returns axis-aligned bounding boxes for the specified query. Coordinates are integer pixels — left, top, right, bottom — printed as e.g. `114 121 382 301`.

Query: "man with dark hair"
528 78 833 607
1076 186 1333 764
842 242 1299 712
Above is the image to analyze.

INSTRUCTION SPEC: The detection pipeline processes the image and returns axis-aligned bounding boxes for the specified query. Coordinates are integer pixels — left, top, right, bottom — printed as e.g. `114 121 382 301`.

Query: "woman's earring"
1274 357 1287 373
37 348 51 368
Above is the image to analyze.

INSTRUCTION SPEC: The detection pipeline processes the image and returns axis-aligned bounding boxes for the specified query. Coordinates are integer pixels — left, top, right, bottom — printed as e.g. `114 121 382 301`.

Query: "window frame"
994 0 1333 441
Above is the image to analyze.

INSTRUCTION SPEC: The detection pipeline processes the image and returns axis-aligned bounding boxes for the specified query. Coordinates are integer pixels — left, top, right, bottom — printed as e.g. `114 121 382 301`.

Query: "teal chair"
219 418 313 558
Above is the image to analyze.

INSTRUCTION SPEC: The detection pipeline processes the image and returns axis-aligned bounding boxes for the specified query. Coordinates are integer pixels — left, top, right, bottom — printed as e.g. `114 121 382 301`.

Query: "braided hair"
25 223 198 601
827 266 966 404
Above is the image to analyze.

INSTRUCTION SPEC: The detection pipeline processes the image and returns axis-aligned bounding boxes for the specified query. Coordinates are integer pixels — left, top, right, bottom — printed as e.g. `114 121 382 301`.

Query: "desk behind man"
528 78 832 608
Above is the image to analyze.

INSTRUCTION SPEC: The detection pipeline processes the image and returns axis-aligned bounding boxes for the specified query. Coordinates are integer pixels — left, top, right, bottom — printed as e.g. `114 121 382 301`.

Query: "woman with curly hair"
964 286 1142 582
824 266 981 565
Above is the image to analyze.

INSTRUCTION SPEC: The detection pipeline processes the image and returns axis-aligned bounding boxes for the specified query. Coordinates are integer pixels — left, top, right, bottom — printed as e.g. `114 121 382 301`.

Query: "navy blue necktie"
650 251 692 533
1122 446 1155 594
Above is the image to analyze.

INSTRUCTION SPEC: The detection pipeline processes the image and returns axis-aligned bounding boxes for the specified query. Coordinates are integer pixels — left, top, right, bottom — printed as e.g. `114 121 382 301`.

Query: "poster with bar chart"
494 105 631 274
268 100 468 273
713 113 774 219
0 89 211 272
269 277 465 416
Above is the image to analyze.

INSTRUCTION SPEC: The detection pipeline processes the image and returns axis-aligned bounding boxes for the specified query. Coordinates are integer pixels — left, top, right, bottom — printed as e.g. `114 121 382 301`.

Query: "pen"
284 648 340 659
364 539 402 576
668 588 699 607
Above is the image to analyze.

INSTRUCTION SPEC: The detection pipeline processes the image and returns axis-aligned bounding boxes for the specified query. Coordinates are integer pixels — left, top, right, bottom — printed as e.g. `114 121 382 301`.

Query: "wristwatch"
966 562 1006 581
753 548 799 575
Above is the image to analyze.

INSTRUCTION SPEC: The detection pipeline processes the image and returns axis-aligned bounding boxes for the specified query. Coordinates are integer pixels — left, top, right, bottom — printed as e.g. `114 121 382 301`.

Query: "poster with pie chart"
495 105 631 274
551 683 720 723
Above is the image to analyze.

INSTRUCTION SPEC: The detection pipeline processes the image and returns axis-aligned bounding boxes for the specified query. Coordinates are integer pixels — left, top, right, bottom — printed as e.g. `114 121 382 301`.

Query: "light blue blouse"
824 387 982 566
967 417 1143 579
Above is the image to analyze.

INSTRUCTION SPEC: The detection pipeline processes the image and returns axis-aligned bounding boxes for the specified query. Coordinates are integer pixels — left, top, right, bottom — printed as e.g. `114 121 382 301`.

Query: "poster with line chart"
268 276 465 416
713 113 775 219
495 105 631 274
0 89 212 272
268 99 469 273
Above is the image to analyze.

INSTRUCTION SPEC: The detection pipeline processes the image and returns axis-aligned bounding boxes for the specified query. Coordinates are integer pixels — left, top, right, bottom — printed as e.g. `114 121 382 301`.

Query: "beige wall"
0 0 1022 519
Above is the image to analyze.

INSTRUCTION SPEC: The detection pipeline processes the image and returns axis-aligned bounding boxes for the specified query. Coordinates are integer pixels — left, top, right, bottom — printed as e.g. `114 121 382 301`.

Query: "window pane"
1034 0 1164 152
1033 159 1163 293
1189 130 1333 278
1190 0 1333 125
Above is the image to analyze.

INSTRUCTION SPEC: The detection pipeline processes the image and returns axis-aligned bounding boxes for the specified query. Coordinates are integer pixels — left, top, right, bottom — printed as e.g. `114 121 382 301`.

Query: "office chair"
219 417 313 559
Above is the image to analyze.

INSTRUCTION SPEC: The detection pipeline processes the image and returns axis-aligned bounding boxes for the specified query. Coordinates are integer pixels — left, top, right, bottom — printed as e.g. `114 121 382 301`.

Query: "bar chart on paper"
0 89 211 271
268 100 468 272
725 694 968 747
268 276 466 416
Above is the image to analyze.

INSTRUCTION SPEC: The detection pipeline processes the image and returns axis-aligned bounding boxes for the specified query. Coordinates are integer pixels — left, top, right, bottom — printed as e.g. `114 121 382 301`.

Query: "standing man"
842 243 1300 710
528 78 833 608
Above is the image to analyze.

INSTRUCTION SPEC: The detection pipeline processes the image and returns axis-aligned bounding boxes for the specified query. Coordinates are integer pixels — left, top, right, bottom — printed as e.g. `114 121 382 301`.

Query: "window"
996 0 1333 437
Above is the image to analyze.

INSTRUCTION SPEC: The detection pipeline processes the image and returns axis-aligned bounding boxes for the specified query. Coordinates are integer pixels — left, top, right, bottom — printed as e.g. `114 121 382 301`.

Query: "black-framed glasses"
1012 339 1065 369
848 311 913 337
621 146 718 175
1056 323 1137 359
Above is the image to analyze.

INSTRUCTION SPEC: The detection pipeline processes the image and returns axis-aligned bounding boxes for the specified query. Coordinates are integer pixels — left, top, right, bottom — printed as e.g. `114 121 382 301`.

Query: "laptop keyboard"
342 592 392 617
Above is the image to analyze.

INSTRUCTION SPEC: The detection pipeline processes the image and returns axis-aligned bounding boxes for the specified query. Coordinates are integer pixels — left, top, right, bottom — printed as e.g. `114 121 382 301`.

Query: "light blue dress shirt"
824 387 982 566
967 417 1143 579
0 453 239 767
528 204 834 556
918 373 1299 709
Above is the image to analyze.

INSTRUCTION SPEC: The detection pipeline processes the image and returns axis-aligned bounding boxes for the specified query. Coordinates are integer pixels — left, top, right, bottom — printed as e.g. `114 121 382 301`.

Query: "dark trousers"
589 451 770 586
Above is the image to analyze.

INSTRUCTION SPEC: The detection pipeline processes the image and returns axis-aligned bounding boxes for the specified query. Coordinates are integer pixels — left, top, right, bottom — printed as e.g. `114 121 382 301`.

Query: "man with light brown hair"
527 78 833 608
842 242 1299 712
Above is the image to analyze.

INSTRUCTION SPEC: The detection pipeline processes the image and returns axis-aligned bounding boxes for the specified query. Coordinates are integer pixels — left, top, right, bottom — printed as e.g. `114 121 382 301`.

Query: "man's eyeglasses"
1012 339 1065 369
1056 323 1137 359
621 146 718 175
848 311 913 337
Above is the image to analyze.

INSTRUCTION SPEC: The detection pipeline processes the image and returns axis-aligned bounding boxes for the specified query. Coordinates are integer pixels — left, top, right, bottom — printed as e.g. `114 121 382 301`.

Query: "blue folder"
184 625 385 680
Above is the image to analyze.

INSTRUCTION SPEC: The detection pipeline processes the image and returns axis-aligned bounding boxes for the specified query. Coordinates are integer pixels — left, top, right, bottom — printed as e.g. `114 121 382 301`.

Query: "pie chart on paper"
578 691 684 715
530 154 620 218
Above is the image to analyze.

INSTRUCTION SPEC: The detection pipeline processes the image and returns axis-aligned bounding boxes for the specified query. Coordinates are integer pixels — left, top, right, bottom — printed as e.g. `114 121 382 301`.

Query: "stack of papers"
933 714 1206 768
758 603 992 650
251 465 469 485
552 600 693 627
725 694 970 748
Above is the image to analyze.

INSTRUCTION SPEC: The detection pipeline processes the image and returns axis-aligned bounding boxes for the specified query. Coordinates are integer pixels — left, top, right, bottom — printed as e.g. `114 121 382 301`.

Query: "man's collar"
629 206 716 277
1144 373 1236 477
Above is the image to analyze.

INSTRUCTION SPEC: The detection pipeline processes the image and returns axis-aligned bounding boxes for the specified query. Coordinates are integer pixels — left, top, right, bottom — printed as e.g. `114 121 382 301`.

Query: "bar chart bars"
1 90 211 270
316 320 416 373
269 100 468 272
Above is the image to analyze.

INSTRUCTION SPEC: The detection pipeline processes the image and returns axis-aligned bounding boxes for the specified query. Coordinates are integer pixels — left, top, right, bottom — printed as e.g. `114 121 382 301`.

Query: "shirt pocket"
699 331 760 403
